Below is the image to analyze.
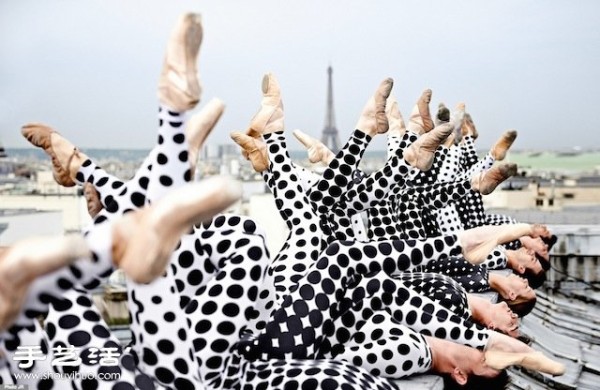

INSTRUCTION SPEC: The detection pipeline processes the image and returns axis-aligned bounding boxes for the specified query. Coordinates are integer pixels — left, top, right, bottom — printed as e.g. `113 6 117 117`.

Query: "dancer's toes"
0 235 90 331
355 78 394 136
471 163 517 195
385 94 406 136
491 130 518 161
21 123 87 187
113 177 242 284
230 131 269 172
404 122 453 170
248 73 284 137
83 183 103 218
158 12 203 111
186 98 226 175
407 88 434 134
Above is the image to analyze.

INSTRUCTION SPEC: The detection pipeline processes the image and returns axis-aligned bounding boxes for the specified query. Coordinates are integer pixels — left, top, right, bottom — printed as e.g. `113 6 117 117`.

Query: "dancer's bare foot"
112 177 242 284
247 73 284 137
491 130 518 161
158 13 203 111
0 235 91 331
355 78 394 137
83 183 103 218
230 132 269 172
470 163 518 195
186 98 226 176
404 123 454 170
485 350 565 376
21 123 88 187
385 94 406 137
406 89 434 134
293 129 335 165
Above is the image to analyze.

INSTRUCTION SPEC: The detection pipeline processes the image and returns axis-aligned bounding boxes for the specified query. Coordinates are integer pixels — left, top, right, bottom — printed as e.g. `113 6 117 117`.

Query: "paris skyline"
2 0 600 152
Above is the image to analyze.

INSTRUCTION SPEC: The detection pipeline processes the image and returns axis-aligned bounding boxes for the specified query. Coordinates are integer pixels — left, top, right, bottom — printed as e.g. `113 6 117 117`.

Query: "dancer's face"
490 302 519 337
514 247 543 275
469 352 502 381
451 349 501 385
505 274 535 302
521 236 549 260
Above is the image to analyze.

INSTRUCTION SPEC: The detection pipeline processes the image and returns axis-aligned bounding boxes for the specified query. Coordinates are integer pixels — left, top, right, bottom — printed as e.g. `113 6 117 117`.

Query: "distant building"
0 209 63 245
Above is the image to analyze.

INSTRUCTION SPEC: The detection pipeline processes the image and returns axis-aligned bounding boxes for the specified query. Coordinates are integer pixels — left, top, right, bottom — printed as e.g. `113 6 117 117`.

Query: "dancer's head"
499 274 537 316
82 183 103 218
511 246 547 289
520 236 549 261
487 301 520 338
444 369 509 390
453 352 501 385
429 337 501 385
510 247 544 276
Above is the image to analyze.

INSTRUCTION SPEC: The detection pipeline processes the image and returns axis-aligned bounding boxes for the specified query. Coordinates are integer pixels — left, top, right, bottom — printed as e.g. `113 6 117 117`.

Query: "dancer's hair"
444 370 510 390
503 295 537 317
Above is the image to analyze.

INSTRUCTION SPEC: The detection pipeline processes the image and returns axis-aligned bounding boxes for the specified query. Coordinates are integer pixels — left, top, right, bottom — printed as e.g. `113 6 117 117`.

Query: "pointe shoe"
157 13 203 111
247 73 284 137
186 98 226 176
471 163 517 195
385 94 406 137
230 132 269 172
491 130 518 161
21 123 87 187
461 113 479 140
406 89 434 134
112 177 242 284
451 102 466 145
434 102 450 126
442 129 456 148
0 235 91 331
83 183 103 218
355 78 394 136
485 350 566 376
404 123 453 170
293 129 335 164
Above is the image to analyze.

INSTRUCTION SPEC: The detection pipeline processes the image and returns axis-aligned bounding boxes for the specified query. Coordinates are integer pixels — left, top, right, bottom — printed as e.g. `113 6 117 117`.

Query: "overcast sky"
2 0 600 151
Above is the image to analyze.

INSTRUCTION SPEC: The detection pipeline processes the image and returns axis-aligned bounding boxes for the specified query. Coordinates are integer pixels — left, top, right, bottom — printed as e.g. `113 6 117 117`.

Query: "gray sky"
1 0 600 151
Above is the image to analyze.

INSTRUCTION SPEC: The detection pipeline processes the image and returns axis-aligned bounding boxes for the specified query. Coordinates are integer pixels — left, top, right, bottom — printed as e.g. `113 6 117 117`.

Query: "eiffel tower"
321 66 341 153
